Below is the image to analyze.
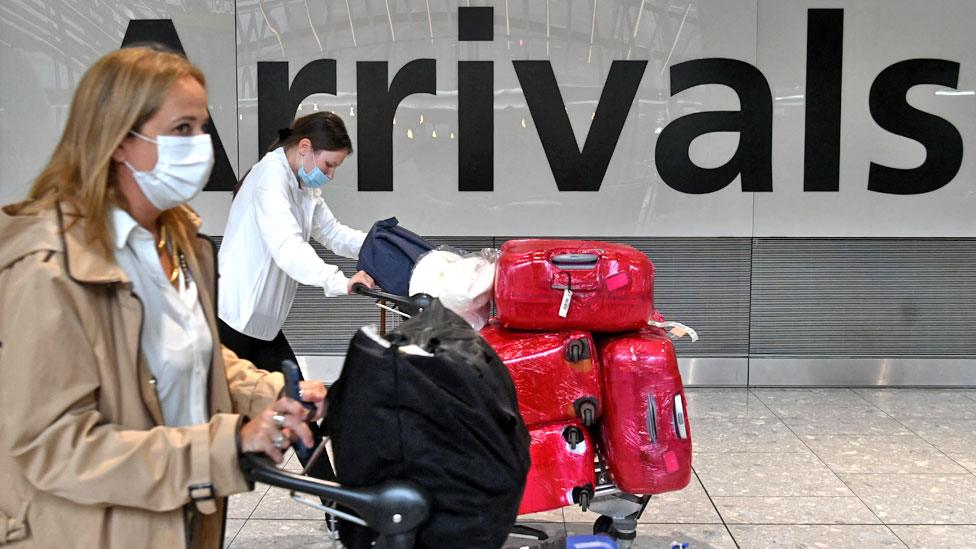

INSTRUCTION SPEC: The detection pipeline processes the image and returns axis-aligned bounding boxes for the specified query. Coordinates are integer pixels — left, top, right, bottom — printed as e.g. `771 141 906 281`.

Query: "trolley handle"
240 453 430 541
352 283 433 317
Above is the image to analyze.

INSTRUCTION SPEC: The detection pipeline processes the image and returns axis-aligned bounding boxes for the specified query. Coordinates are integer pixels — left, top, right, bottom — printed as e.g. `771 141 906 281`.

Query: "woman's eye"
175 123 192 135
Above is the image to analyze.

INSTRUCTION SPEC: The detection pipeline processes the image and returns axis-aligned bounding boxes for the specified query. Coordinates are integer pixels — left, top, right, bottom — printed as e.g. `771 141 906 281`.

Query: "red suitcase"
518 421 596 515
598 328 692 495
480 323 601 427
494 240 654 332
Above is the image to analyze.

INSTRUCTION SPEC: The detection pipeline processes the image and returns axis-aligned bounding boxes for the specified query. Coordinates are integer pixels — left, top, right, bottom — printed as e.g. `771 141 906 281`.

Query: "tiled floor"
226 388 976 548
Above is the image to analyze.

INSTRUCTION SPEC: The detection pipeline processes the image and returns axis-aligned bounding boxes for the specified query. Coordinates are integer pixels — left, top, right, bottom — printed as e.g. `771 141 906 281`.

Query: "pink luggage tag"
605 271 629 291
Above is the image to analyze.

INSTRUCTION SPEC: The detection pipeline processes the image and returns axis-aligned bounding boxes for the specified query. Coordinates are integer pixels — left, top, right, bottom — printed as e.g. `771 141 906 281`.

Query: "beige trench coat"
0 201 284 548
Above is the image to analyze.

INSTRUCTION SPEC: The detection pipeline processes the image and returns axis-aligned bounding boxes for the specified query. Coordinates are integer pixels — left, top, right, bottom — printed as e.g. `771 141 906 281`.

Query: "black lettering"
513 60 647 191
356 60 436 191
458 6 494 41
868 59 963 194
458 61 494 191
655 58 772 194
257 60 337 155
804 9 843 192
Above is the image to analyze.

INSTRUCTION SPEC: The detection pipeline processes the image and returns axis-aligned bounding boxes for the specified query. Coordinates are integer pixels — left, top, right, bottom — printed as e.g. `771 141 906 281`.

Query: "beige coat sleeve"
221 345 284 419
0 254 248 512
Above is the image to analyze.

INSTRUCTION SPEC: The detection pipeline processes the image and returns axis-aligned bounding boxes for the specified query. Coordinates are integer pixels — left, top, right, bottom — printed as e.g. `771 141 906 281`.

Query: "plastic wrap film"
598 328 692 495
517 421 596 515
480 322 602 427
494 239 654 332
409 246 498 330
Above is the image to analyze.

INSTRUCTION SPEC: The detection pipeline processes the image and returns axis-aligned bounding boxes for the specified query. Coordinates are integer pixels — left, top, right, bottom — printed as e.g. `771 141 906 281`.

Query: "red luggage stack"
517 421 596 515
598 328 692 494
494 240 654 332
480 323 601 426
486 239 693 519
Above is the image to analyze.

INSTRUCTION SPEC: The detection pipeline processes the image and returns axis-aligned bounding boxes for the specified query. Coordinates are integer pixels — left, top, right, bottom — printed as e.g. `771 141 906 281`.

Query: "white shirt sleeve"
252 168 351 296
310 200 367 262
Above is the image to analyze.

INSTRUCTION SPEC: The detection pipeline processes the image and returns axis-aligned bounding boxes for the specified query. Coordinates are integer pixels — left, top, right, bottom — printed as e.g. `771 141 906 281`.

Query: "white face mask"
123 131 215 210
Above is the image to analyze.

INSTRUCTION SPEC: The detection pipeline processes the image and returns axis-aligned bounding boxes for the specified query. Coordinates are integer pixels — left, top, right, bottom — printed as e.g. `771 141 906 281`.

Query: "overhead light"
407 128 414 139
449 132 455 139
350 106 355 117
298 104 304 111
393 117 397 126
419 113 424 124
432 129 438 138
521 117 527 128
313 103 319 111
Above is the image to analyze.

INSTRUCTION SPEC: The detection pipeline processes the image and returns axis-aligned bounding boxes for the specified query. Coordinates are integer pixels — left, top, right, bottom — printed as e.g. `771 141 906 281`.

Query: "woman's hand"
239 396 315 463
298 380 327 421
347 270 375 294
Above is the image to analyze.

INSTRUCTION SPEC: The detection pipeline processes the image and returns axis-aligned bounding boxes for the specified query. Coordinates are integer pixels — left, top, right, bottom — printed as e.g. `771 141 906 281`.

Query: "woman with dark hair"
217 111 373 374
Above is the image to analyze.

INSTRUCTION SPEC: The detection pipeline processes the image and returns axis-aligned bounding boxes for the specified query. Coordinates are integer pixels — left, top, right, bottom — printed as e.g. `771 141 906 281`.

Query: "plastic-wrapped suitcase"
480 322 601 427
494 239 654 332
598 328 692 495
518 421 596 515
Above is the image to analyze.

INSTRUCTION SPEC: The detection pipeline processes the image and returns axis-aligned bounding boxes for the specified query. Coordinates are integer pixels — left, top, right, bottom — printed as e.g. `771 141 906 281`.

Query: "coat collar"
56 201 128 285
57 202 206 286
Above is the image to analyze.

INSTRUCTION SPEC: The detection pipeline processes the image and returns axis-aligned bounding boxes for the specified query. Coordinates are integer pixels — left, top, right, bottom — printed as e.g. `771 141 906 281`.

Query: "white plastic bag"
409 247 498 330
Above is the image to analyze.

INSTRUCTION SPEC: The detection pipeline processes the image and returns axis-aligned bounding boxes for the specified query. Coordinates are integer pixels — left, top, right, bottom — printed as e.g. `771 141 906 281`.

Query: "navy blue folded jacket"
356 217 434 297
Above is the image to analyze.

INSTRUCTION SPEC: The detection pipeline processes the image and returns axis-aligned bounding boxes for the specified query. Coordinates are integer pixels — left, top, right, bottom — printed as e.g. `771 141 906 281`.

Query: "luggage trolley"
354 285 654 548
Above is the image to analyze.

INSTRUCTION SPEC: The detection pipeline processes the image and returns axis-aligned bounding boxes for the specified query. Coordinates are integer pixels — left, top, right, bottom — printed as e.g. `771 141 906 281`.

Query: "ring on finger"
272 432 286 449
272 413 286 429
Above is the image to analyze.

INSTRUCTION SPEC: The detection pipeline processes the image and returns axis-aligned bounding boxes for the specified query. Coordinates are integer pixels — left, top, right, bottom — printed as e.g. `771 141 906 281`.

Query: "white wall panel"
1 1 974 237
755 0 976 237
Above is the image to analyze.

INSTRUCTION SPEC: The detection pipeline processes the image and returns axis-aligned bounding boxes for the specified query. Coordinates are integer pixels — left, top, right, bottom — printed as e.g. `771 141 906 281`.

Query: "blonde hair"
25 45 206 258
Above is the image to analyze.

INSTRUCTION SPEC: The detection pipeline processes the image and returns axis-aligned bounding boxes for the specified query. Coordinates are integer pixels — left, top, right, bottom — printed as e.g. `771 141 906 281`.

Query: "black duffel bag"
326 300 531 548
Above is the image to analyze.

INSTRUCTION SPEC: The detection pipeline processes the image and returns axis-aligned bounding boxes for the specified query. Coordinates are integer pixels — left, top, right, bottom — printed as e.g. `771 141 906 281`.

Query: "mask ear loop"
296 143 312 186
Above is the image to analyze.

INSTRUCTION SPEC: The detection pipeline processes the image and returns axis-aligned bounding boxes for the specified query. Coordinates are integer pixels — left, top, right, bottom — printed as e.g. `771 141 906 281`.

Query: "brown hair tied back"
268 111 353 155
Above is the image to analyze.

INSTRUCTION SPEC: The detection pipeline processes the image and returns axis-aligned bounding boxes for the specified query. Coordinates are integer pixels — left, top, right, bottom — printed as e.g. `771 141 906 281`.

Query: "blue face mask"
297 151 331 188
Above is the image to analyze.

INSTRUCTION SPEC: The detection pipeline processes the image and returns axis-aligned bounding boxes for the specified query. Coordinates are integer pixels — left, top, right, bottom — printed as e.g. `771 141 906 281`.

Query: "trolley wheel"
592 515 613 535
573 485 594 513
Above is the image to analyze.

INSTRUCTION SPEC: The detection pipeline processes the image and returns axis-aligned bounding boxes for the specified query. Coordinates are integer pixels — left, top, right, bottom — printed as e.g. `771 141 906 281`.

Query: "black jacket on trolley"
326 300 531 548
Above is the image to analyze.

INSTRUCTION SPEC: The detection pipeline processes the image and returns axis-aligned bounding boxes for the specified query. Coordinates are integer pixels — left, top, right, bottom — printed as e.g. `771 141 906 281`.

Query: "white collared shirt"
110 207 212 427
217 147 366 341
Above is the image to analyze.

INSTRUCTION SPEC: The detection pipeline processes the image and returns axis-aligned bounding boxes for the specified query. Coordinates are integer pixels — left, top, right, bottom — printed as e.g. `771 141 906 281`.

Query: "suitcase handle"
646 395 658 444
673 393 688 439
551 253 599 270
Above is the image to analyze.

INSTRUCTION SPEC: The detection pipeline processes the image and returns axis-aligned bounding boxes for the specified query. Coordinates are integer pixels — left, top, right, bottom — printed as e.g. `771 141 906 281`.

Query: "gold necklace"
157 226 187 287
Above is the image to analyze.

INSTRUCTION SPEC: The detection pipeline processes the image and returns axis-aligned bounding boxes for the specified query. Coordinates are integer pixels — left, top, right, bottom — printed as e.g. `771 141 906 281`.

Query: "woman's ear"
111 136 131 163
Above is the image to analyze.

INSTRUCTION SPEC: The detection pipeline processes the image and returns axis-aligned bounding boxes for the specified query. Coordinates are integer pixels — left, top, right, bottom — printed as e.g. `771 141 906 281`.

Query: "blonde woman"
0 46 325 547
